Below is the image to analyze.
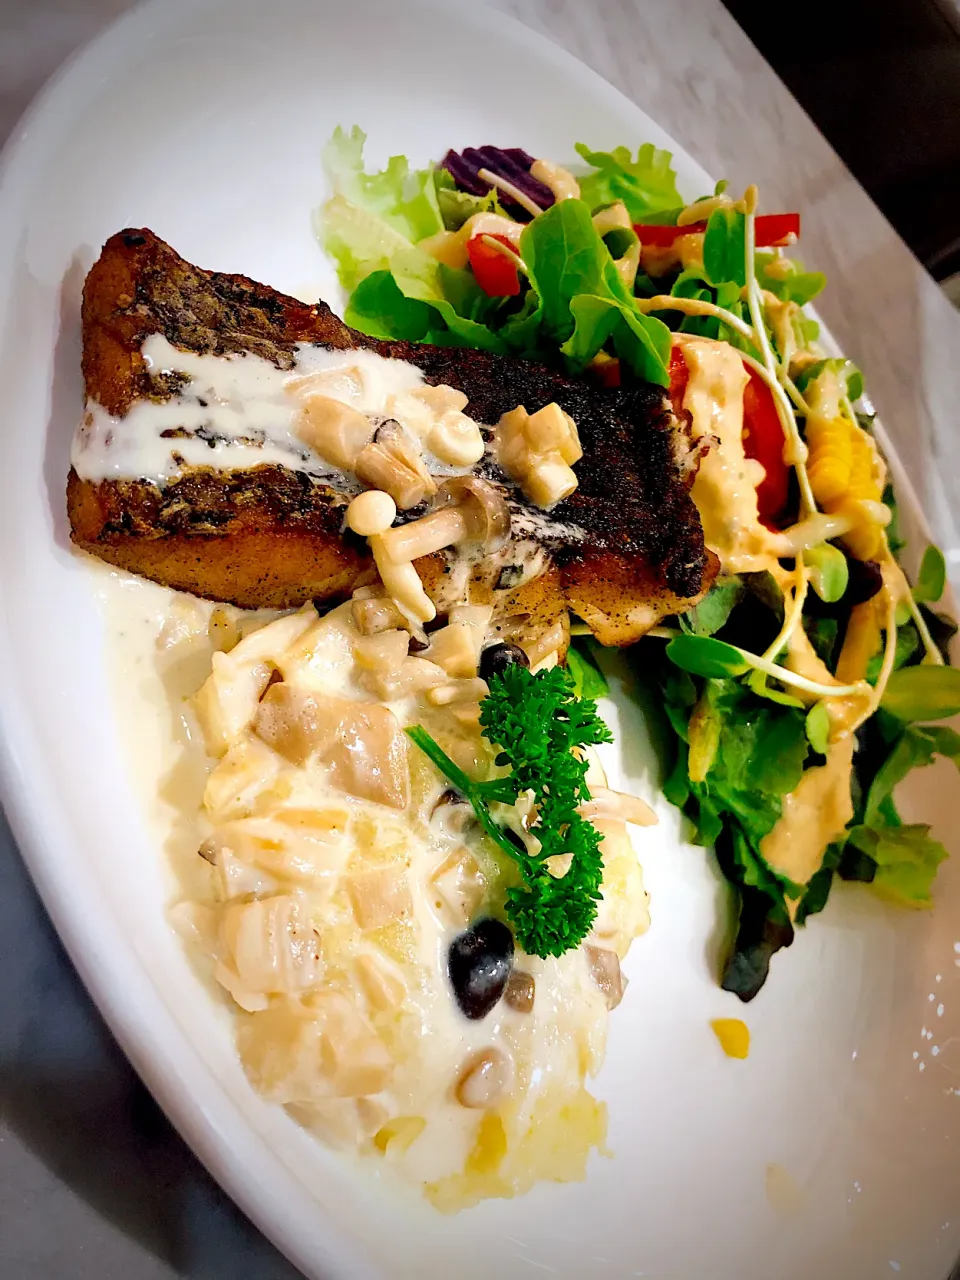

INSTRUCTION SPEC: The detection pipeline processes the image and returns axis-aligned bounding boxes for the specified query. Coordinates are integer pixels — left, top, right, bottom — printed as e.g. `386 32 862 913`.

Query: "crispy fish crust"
68 229 715 640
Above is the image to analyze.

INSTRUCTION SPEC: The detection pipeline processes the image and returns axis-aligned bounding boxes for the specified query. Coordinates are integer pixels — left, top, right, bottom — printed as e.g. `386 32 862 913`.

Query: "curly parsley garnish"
406 665 613 958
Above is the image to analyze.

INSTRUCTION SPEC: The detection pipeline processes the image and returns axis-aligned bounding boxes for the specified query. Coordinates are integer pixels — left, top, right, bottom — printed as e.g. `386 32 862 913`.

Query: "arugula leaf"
681 578 745 636
862 724 960 826
566 638 610 700
915 544 947 605
806 543 849 604
881 665 960 722
794 841 844 926
574 142 682 220
513 199 672 384
703 207 747 288
755 252 826 306
666 635 750 678
805 701 830 754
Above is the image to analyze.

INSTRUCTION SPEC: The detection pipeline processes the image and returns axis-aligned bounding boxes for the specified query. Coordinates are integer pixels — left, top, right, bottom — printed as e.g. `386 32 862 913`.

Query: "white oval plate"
1 1 958 1277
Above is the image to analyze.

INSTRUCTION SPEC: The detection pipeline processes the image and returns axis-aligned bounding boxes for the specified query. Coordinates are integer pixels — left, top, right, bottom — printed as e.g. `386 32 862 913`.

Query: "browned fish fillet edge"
67 228 717 641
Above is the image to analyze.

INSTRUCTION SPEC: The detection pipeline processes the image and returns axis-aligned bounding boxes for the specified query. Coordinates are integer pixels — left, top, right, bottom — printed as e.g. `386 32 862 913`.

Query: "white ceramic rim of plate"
0 2 953 1278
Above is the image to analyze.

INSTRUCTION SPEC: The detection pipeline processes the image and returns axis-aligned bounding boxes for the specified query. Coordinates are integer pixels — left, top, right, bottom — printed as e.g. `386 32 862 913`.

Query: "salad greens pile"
319 125 959 994
318 126 676 382
645 559 959 1000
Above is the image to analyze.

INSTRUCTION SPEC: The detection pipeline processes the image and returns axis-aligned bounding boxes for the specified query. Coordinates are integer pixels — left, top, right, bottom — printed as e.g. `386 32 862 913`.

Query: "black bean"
448 918 514 1020
478 642 530 682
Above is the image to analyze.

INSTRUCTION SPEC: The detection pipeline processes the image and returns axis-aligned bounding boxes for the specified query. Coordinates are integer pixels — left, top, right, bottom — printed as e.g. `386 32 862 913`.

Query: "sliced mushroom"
376 475 511 564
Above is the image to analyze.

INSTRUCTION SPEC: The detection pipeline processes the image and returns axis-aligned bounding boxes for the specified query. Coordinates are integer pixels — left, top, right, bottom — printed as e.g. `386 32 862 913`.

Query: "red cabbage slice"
439 146 555 219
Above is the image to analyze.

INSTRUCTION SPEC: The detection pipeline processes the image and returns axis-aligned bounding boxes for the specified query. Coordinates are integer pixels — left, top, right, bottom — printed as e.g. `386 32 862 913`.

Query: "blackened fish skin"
68 229 713 635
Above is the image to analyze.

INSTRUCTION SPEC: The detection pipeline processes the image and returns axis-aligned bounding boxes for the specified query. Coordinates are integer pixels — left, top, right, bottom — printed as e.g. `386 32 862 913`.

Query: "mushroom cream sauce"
83 325 883 1206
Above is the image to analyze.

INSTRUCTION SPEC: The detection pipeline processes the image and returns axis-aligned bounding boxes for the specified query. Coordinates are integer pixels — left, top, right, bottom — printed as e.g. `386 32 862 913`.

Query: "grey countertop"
2 2 959 1278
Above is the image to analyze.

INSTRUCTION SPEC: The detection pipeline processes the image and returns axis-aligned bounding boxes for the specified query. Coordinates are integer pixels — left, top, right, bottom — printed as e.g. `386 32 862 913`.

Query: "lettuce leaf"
345 266 506 352
575 142 682 220
566 639 610 701
322 125 443 242
511 199 671 384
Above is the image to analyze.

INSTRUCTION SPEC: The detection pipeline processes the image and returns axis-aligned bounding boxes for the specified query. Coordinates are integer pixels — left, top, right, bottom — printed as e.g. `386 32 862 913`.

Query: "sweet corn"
806 415 853 507
806 413 885 561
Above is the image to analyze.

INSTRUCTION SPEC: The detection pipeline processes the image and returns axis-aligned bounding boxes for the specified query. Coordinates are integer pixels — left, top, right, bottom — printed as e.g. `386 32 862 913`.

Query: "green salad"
316 126 960 999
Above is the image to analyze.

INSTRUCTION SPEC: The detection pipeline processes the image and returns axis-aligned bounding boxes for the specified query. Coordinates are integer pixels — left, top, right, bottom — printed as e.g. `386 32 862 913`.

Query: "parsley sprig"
406 665 613 958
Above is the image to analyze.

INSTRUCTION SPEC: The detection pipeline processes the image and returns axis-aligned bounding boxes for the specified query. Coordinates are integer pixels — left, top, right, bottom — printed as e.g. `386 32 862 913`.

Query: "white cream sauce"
91 562 645 1206
73 336 444 485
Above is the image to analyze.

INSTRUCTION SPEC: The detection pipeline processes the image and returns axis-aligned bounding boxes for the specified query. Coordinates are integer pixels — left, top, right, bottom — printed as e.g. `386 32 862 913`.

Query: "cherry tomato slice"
466 234 521 296
742 367 790 525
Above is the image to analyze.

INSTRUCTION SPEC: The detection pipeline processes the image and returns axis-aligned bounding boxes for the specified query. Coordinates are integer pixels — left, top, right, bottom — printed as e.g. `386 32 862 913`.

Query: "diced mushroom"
254 684 338 766
324 701 411 809
353 952 407 1012
351 595 407 636
455 1047 514 1109
426 676 489 706
495 403 582 508
425 622 485 678
255 691 410 809
410 383 469 415
503 969 535 1013
585 944 626 1010
355 420 437 509
346 865 413 930
352 629 409 675
203 737 282 821
523 618 567 668
429 846 486 926
363 655 447 701
376 476 510 564
296 394 374 469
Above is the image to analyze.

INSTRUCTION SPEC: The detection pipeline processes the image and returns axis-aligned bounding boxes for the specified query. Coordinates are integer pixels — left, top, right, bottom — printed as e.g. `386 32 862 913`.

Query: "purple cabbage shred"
439 146 555 219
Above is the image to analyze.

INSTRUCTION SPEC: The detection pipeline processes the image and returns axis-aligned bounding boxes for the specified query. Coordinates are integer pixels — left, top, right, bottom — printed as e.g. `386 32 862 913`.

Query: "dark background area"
721 0 960 283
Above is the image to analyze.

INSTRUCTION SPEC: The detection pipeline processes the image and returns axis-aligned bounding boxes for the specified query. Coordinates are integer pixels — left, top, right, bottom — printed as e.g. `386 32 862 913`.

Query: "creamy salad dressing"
91 562 647 1208
678 335 783 573
677 334 888 891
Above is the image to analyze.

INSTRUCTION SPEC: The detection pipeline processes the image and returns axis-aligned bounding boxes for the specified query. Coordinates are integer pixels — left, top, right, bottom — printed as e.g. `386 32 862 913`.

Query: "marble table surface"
1 2 958 1278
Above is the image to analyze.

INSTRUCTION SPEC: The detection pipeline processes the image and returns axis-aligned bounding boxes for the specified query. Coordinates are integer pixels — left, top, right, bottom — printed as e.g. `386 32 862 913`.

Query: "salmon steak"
67 228 715 645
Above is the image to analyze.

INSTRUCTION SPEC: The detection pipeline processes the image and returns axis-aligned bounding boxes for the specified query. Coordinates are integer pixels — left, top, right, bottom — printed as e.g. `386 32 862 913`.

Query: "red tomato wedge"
668 346 790 527
467 234 521 296
742 368 790 524
633 212 800 249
